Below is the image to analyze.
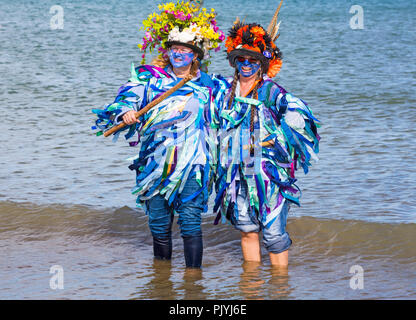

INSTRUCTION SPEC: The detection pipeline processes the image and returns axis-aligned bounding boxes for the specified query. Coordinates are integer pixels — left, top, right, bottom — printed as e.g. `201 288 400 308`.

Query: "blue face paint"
169 50 194 68
236 58 261 77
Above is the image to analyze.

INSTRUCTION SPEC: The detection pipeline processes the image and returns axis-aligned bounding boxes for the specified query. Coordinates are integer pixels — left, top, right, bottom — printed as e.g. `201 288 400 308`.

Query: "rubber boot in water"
153 236 172 260
183 235 203 268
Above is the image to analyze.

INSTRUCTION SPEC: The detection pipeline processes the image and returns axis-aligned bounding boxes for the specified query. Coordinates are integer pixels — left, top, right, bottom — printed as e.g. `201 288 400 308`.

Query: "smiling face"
236 55 261 78
168 44 195 68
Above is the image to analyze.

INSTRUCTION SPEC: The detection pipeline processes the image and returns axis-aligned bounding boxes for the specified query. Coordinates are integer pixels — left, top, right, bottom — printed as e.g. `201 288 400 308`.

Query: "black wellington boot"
183 235 203 268
153 236 172 260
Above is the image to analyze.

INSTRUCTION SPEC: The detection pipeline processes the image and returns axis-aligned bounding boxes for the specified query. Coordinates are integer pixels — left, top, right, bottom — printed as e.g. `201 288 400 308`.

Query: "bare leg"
269 250 289 267
241 232 261 262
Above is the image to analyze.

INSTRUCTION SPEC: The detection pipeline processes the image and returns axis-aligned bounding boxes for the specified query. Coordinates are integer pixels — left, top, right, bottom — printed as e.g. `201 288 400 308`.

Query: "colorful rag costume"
93 64 224 208
214 14 320 253
92 0 226 268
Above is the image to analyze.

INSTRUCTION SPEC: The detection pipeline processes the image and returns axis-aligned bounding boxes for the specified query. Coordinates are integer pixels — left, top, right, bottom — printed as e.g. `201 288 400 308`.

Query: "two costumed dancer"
92 0 320 268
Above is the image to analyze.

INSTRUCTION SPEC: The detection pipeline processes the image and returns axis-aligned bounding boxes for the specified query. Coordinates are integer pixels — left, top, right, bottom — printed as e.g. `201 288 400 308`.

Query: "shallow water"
1 202 415 299
0 0 415 299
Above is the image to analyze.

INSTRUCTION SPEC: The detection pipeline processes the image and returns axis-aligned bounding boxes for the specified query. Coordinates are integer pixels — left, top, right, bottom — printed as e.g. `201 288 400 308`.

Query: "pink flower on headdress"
142 37 148 47
174 11 187 21
145 31 153 41
219 32 225 41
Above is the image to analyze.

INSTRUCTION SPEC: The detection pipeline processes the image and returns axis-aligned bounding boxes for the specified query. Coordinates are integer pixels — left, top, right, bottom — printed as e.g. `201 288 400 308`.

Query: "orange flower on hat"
237 25 248 38
253 37 266 48
267 58 282 78
242 44 261 53
225 37 234 52
250 26 265 37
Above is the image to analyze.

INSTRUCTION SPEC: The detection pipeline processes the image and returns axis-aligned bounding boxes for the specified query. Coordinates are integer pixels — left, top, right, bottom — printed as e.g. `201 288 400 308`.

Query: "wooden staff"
103 60 199 137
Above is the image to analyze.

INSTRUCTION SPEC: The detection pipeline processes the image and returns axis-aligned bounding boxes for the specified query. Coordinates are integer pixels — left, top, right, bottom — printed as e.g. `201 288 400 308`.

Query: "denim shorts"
145 177 205 239
230 180 292 254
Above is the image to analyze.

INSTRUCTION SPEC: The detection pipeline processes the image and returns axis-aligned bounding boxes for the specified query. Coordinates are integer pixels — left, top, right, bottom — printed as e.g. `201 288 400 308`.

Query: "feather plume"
272 20 281 41
266 0 283 37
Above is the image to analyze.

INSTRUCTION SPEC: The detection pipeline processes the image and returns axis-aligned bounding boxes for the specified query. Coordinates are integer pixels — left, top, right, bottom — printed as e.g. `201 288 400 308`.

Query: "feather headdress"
225 0 284 78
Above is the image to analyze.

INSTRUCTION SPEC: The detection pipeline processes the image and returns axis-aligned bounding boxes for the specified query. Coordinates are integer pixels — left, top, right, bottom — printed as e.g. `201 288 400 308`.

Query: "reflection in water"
180 268 207 300
239 261 265 300
145 259 175 299
238 262 292 300
268 266 291 299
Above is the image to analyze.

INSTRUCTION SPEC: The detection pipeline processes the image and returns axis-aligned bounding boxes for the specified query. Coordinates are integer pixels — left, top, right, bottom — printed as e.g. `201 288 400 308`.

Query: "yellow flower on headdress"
139 0 225 65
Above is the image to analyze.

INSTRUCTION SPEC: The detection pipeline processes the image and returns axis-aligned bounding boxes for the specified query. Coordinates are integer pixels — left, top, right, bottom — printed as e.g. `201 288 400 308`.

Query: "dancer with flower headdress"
92 1 227 269
214 1 320 266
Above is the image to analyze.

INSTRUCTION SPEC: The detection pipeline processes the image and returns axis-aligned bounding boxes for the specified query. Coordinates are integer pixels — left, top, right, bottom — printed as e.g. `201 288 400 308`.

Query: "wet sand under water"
0 201 414 300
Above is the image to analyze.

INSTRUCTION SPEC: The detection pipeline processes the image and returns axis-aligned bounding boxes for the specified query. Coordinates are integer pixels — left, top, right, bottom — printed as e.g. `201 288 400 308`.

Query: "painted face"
168 47 194 68
236 56 261 77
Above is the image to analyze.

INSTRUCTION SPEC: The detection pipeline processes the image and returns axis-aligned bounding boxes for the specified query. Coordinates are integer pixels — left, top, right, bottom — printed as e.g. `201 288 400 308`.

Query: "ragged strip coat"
214 75 320 227
92 64 229 211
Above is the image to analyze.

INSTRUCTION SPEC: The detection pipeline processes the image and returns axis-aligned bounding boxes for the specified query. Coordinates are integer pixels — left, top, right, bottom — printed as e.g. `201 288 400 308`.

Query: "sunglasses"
236 56 259 64
170 47 193 54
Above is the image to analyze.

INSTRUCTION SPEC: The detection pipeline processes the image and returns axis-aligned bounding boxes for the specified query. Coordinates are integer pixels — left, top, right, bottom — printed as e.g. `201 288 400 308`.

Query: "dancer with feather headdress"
214 0 320 266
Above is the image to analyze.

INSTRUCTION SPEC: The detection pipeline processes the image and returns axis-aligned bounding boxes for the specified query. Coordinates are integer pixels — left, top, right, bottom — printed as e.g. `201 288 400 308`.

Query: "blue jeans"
145 177 205 239
231 179 292 254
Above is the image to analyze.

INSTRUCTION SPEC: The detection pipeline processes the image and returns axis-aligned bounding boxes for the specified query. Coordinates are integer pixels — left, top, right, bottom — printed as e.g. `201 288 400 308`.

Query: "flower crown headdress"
225 0 284 78
138 0 225 69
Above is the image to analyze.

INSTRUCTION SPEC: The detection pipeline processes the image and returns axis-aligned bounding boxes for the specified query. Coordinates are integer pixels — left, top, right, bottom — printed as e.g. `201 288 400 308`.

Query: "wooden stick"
103 61 199 137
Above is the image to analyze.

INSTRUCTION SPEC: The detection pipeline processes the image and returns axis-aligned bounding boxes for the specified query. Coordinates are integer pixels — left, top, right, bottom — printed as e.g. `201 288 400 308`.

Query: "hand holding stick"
103 61 199 137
